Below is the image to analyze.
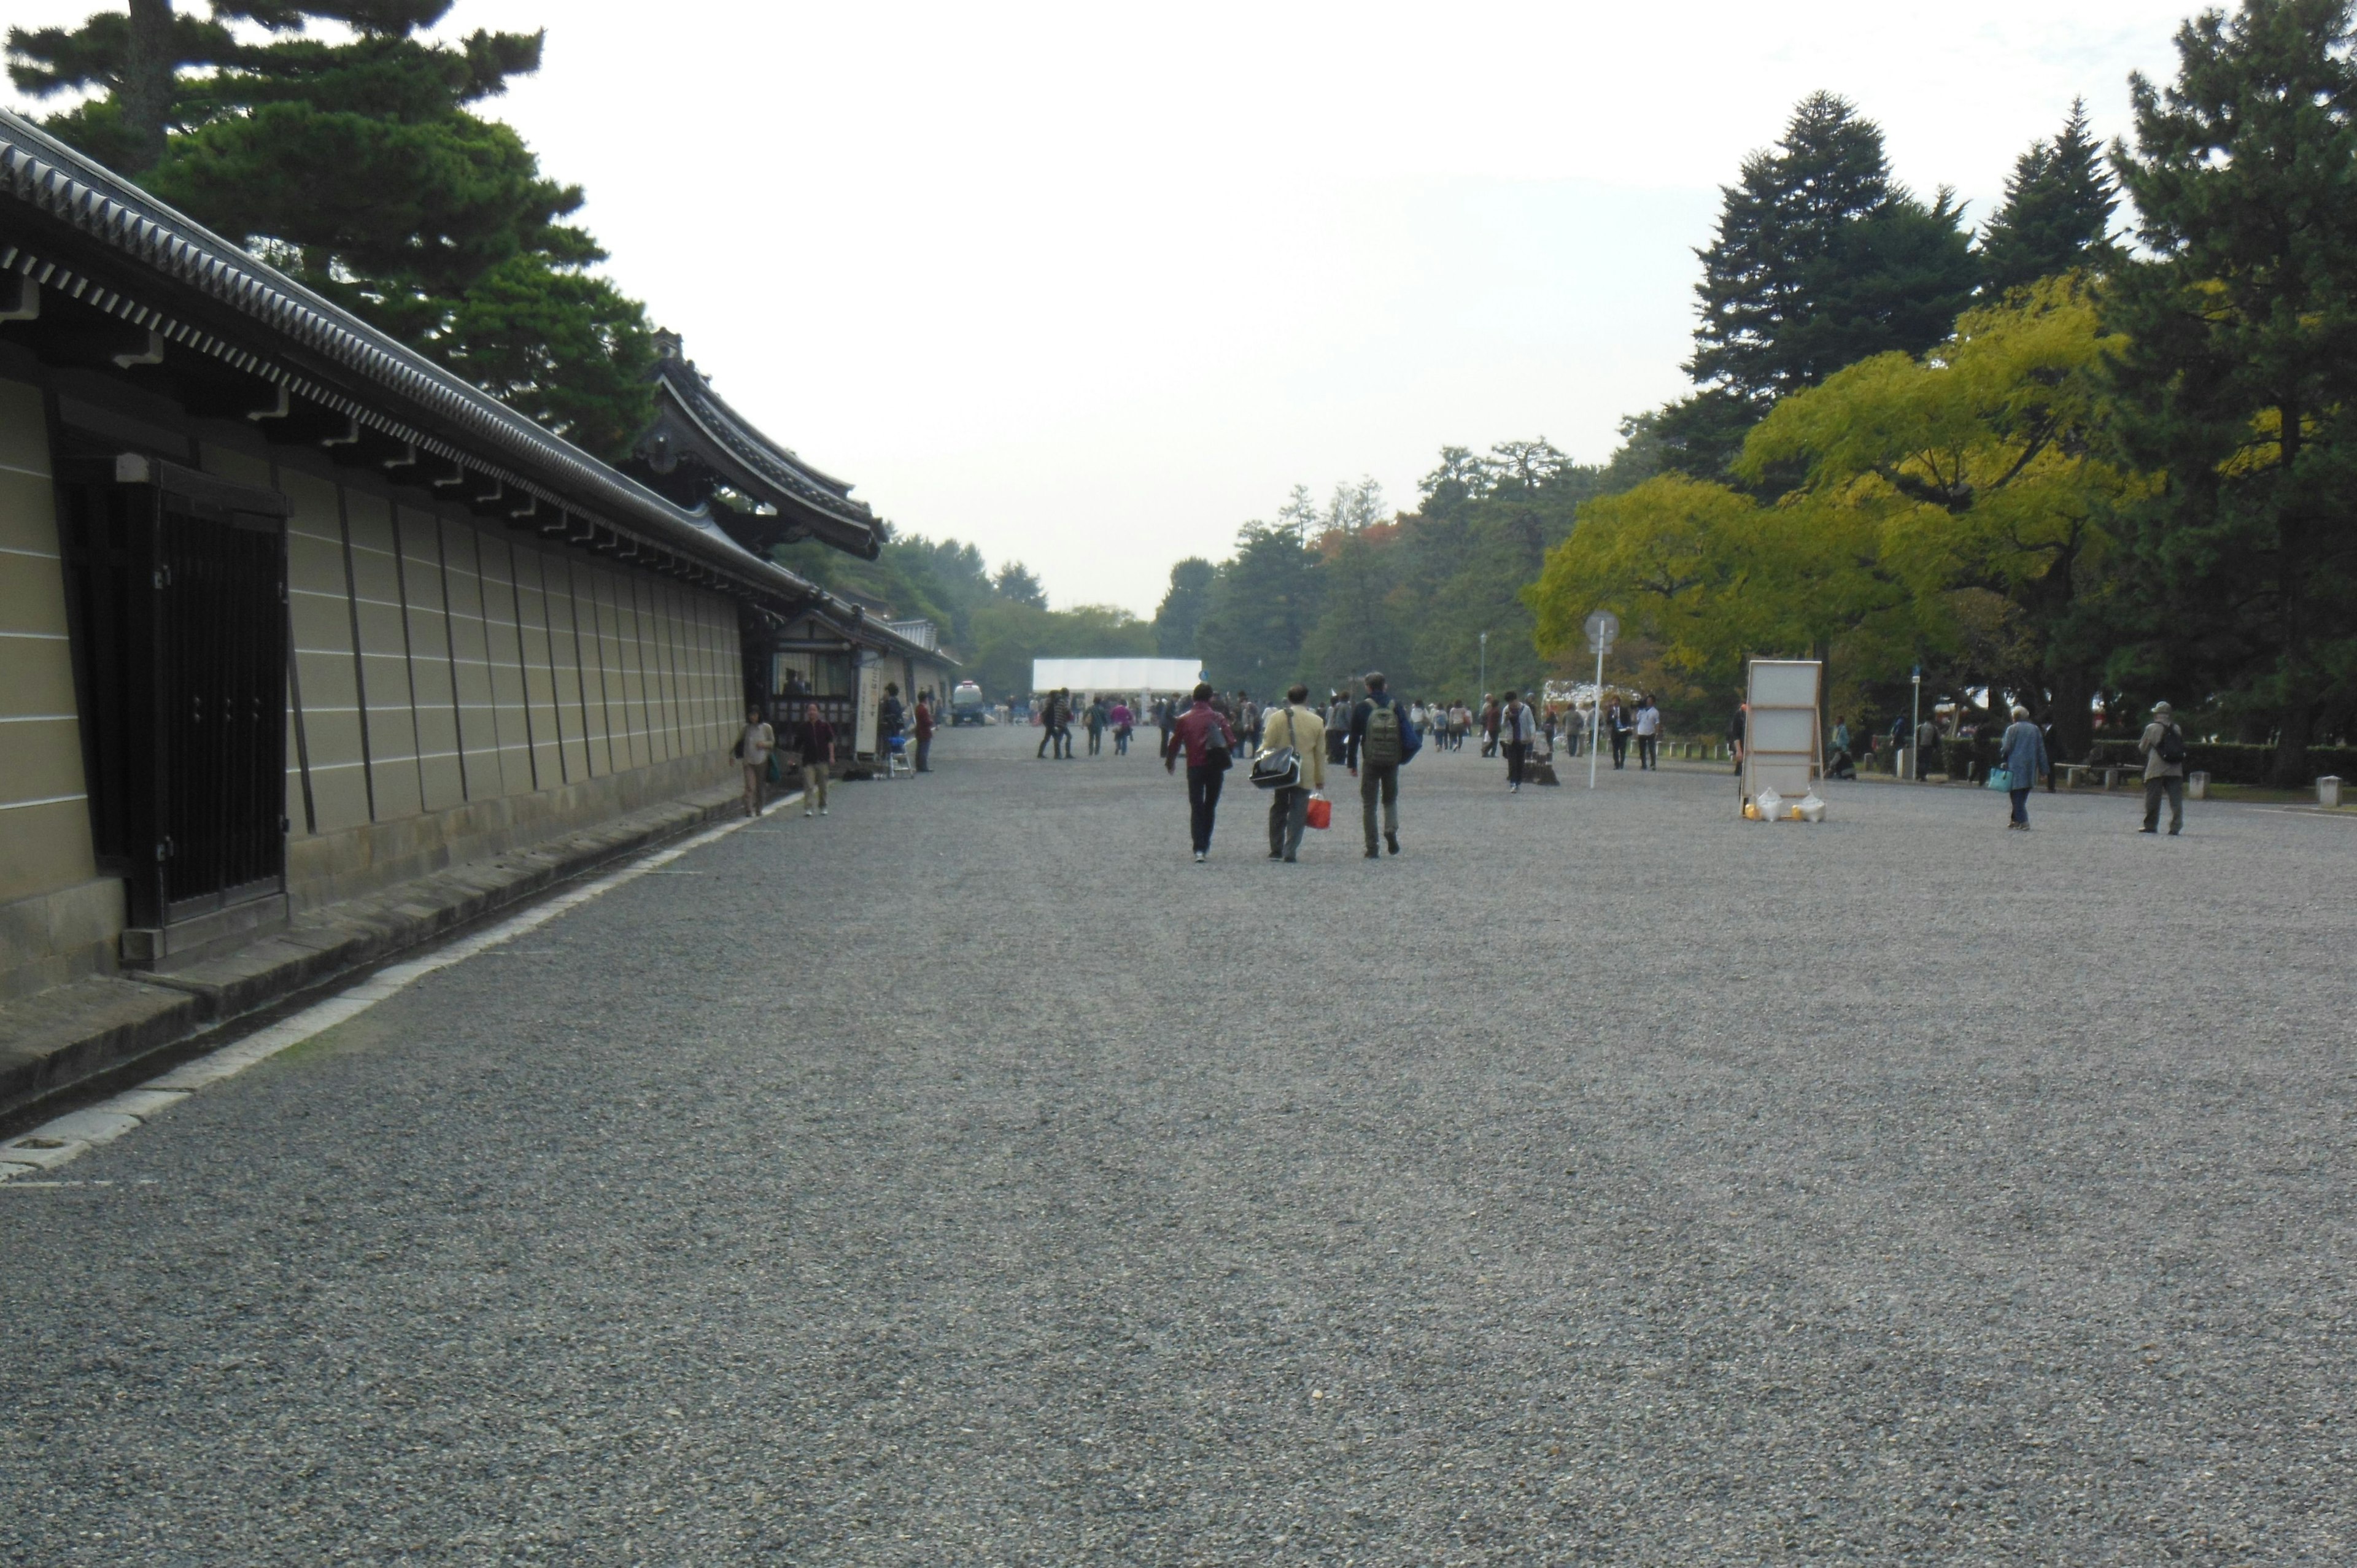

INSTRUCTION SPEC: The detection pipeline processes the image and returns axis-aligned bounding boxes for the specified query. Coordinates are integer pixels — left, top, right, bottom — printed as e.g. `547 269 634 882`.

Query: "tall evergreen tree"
1667 92 1979 479
2107 0 2357 784
993 562 1048 609
1978 99 2119 295
1196 522 1319 692
1152 558 1215 658
6 3 657 461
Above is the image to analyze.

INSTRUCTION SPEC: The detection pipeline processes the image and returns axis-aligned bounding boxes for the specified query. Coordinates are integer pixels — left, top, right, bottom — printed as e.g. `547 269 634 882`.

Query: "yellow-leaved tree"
1740 275 2142 757
1529 276 2141 757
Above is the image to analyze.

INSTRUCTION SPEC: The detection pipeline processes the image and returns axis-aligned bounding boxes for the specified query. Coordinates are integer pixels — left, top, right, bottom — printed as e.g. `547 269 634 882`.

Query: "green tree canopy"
1152 557 1214 658
1662 92 1980 480
6 2 656 461
2106 0 2357 782
1978 99 2119 296
1739 277 2142 756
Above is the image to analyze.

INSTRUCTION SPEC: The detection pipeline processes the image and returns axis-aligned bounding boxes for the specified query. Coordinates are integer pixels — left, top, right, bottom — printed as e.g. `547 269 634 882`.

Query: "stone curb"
0 782 747 1126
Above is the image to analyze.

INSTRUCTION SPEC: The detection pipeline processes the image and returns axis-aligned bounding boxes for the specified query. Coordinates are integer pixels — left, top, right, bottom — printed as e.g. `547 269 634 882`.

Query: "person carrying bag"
1258 684 1326 863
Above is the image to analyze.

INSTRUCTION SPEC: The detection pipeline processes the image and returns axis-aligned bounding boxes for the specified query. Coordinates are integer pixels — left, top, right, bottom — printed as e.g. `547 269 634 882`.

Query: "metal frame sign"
1742 658 1821 819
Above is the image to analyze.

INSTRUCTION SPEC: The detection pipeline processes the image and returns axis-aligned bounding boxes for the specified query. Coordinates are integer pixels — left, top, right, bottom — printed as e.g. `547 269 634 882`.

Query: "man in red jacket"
1162 683 1238 863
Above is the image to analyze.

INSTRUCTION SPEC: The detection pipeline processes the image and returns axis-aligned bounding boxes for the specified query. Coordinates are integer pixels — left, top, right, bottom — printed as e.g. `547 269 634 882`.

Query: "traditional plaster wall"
0 374 117 998
209 441 746 913
0 385 747 999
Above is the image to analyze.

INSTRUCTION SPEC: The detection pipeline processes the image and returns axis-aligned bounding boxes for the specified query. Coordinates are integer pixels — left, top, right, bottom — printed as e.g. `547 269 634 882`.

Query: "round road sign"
1584 609 1620 652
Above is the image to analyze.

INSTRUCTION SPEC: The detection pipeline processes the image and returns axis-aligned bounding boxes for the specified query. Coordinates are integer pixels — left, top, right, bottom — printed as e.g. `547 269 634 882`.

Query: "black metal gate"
56 452 291 930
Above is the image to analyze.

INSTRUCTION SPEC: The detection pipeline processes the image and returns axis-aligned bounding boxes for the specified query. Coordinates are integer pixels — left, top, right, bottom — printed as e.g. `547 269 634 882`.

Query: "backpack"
1364 698 1403 765
2156 724 2187 765
1200 710 1233 771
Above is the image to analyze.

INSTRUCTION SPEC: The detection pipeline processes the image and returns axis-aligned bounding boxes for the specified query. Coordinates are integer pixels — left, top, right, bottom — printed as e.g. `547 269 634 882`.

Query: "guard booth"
55 452 292 960
1740 658 1823 819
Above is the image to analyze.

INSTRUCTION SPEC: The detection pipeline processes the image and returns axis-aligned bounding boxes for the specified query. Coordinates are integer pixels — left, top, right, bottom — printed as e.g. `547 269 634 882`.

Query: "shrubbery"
2087 740 2357 787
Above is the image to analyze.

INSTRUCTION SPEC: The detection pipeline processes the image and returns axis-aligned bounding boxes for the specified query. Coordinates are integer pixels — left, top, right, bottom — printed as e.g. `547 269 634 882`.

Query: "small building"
0 110 945 999
626 334 956 759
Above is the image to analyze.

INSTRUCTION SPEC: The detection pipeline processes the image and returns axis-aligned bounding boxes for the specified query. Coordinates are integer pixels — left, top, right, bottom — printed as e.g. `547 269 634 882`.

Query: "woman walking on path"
1109 699 1134 755
1999 705 2048 830
738 706 776 817
1498 691 1538 792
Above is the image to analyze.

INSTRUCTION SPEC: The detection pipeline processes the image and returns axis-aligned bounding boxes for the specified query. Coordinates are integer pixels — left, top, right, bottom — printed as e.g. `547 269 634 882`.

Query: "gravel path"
2 723 2351 1564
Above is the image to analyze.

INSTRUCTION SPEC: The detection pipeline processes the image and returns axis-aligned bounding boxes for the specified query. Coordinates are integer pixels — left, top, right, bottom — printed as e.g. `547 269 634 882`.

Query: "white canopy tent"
1032 657 1204 695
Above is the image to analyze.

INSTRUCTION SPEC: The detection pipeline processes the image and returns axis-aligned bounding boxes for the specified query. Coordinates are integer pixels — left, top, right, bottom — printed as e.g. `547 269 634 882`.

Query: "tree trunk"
2049 670 2097 763
121 0 175 173
2269 702 2314 790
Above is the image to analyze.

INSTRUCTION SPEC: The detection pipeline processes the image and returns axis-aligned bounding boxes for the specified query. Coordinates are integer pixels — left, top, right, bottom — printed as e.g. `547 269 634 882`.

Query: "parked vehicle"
950 681 989 725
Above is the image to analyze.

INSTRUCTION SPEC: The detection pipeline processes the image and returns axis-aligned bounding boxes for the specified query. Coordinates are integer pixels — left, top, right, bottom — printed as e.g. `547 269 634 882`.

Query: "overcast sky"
9 2 2200 613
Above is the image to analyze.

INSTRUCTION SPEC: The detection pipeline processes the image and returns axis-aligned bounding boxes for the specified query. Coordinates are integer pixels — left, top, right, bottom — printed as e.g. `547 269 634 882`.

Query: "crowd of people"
734 681 939 817
756 674 2203 851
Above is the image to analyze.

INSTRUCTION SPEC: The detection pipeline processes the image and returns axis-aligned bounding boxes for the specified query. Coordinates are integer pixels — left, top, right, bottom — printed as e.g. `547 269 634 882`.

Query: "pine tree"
2106 0 2357 785
1670 92 1978 479
993 563 1048 609
6 4 656 460
1978 99 2119 296
1153 558 1215 658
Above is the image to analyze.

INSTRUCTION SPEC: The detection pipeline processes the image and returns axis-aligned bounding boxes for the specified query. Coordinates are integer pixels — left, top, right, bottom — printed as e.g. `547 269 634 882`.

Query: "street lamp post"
1583 611 1618 789
1910 665 1922 781
1478 630 1487 697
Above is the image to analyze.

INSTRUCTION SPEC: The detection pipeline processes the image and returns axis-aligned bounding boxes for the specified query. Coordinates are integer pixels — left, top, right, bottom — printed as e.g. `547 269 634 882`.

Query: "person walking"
1997 704 2047 830
1037 688 1066 760
793 701 836 816
878 682 908 768
2138 700 2188 835
1634 695 1663 770
1479 695 1501 758
737 706 775 817
1827 714 1856 780
911 692 935 773
1498 689 1538 792
1609 698 1633 770
1325 691 1352 767
1260 684 1326 863
1164 683 1237 862
1347 671 1410 858
1109 698 1134 755
1085 695 1107 756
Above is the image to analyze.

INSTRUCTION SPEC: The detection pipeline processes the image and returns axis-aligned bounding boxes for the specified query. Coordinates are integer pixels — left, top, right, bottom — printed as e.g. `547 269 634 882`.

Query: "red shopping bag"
1304 792 1331 830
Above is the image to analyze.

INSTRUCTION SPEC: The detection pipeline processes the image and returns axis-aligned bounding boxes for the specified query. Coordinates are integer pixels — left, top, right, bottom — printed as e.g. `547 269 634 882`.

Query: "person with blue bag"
1995 704 2048 831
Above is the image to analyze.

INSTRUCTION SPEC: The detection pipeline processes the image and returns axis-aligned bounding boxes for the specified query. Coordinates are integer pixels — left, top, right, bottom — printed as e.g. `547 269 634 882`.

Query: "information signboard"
1742 658 1822 818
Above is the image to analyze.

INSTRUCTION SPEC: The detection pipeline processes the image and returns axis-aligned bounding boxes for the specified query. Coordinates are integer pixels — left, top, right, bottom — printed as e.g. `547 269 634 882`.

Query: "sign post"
1584 610 1618 790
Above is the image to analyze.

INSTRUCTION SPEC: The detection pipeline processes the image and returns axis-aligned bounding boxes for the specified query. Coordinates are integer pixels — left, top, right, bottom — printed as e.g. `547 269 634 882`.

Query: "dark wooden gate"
56 453 292 931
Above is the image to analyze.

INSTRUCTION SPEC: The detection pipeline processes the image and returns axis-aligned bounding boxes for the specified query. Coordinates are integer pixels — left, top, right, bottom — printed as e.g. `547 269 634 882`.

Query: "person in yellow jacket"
1260 683 1326 863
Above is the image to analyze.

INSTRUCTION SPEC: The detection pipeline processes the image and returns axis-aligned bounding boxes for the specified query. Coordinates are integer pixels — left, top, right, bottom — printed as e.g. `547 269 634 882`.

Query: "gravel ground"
2 722 2352 1565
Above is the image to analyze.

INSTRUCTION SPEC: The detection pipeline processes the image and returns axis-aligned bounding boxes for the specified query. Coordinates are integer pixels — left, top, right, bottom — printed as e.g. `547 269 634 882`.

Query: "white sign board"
855 658 881 758
1742 658 1821 818
1032 657 1205 695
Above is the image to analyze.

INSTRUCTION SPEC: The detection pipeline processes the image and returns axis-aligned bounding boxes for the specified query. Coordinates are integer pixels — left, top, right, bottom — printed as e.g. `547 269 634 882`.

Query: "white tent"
1032 657 1204 694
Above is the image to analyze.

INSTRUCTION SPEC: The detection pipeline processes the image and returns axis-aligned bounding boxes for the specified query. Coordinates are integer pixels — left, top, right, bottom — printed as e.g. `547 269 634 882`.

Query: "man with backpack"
2139 700 2189 835
1163 682 1238 862
1347 671 1414 859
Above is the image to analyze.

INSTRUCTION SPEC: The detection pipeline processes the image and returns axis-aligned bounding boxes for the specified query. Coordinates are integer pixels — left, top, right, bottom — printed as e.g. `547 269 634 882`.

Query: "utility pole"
1478 630 1487 697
